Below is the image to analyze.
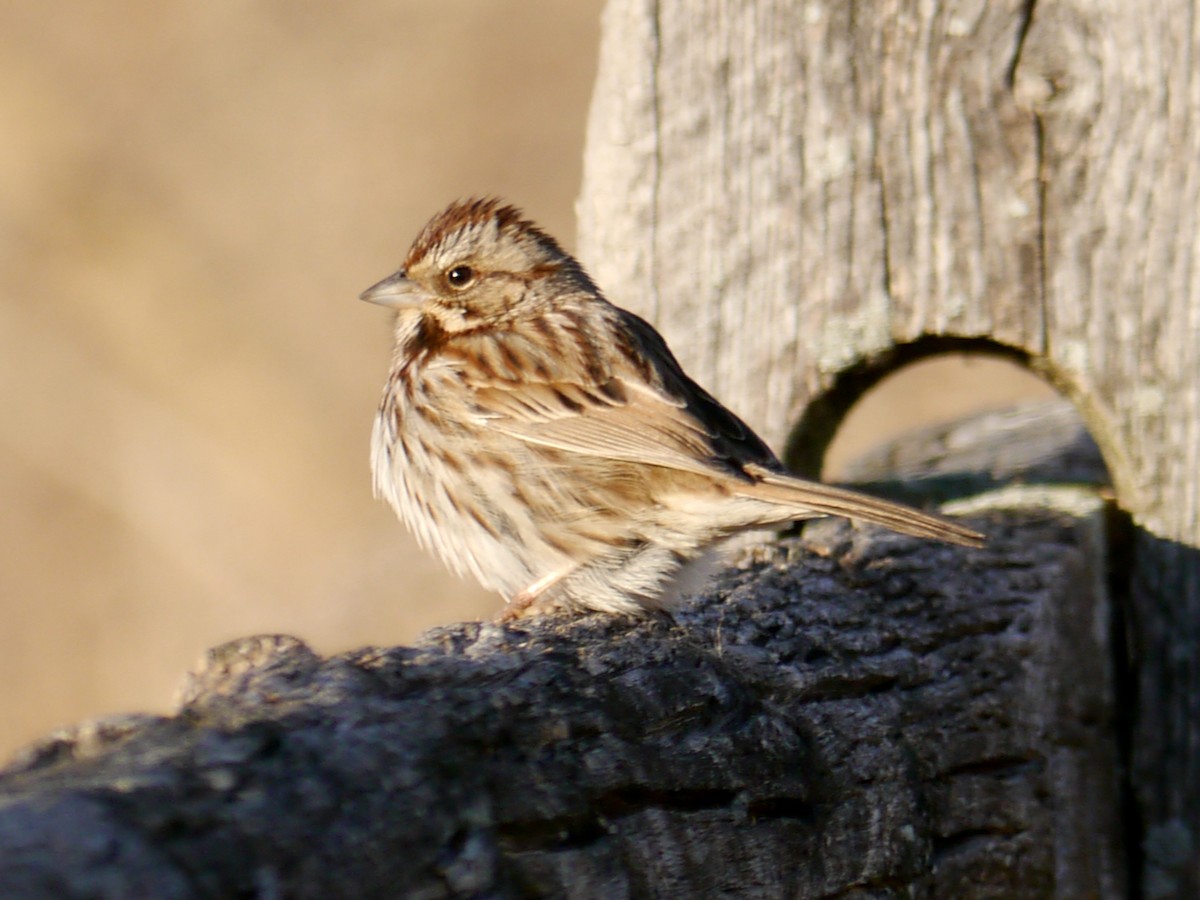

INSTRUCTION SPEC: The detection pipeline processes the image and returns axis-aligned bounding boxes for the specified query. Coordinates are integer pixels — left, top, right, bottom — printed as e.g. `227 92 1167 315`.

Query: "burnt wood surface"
0 403 1124 897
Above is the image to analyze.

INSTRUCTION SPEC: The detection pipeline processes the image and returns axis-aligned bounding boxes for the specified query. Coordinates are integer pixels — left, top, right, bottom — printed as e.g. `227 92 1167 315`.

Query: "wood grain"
580 0 1043 452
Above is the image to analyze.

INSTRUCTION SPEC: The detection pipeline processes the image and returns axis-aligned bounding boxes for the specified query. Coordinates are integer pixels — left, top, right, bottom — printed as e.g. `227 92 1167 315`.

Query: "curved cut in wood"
780 335 1041 479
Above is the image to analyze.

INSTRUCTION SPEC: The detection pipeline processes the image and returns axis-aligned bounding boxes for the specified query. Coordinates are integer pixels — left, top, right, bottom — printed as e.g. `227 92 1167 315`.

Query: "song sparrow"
364 198 984 619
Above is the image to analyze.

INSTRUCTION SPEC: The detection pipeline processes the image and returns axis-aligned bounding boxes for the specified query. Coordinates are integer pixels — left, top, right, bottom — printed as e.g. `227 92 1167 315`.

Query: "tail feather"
738 464 986 548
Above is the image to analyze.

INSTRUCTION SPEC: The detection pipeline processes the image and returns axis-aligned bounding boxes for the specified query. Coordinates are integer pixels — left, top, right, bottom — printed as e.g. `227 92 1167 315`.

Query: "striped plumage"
365 198 983 618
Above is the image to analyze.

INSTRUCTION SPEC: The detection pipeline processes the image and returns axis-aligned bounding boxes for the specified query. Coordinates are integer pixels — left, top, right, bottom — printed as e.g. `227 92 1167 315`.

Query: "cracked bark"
0 402 1125 897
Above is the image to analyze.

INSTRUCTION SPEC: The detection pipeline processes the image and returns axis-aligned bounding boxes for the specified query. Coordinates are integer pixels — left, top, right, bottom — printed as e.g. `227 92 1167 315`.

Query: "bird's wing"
475 371 985 547
452 309 985 548
480 379 735 475
460 308 781 479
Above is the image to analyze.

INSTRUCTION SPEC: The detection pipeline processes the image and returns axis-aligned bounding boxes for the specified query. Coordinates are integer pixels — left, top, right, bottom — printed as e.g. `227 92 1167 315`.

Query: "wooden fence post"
579 1 1200 894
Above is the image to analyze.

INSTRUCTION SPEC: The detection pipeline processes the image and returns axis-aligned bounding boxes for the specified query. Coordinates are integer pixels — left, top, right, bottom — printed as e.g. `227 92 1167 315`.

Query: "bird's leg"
494 565 577 622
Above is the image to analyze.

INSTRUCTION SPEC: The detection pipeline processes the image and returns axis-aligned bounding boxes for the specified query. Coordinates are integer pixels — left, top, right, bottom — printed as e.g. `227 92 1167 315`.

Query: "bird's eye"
445 265 476 289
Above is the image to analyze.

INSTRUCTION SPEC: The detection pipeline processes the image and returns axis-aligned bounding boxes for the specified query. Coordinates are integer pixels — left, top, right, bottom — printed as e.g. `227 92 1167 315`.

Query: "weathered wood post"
579 0 1200 894
0 1 1193 896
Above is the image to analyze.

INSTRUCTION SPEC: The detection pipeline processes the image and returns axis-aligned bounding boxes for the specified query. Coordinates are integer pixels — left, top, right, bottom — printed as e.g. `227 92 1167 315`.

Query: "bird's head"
361 198 595 336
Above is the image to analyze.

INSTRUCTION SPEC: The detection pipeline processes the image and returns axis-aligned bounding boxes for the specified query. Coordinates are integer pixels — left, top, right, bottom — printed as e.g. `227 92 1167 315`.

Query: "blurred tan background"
0 1 1051 759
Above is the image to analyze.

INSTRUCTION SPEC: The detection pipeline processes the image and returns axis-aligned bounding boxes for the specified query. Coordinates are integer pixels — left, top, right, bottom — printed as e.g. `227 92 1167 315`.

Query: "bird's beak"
360 270 421 309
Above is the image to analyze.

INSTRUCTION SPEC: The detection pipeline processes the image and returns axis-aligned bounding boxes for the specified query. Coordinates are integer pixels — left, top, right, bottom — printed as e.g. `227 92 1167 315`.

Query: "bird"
363 198 984 619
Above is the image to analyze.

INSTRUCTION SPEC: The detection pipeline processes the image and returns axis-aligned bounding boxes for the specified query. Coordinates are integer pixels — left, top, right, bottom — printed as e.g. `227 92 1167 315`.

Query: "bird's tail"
735 463 986 548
